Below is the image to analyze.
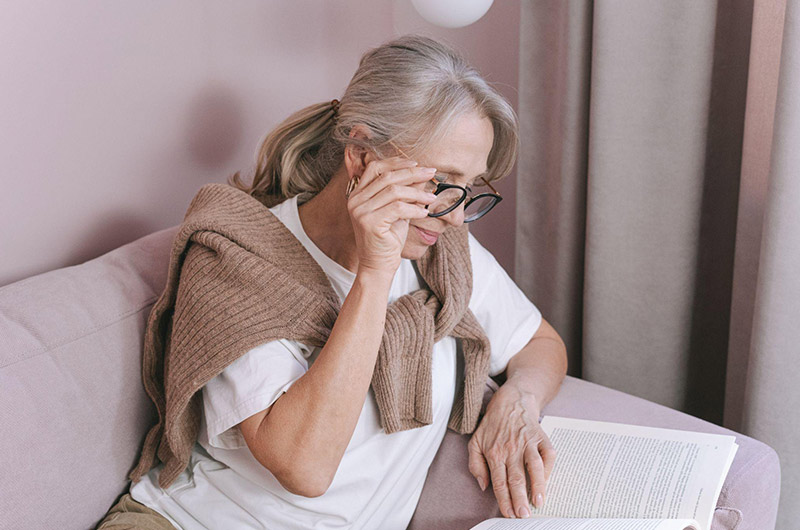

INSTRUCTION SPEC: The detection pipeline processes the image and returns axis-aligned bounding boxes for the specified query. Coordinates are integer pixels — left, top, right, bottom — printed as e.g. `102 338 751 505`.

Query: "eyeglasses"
386 141 502 223
423 174 502 223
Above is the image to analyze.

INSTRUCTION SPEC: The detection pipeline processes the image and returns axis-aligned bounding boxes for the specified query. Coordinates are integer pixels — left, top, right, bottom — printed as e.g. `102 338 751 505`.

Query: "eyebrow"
436 167 489 185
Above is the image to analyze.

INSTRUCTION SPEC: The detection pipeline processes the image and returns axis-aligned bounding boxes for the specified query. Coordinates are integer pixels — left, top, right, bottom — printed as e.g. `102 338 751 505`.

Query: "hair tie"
330 99 341 115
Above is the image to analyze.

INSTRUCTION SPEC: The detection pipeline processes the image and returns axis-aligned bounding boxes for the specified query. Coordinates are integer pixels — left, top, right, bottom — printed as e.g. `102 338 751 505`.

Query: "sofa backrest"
0 227 177 530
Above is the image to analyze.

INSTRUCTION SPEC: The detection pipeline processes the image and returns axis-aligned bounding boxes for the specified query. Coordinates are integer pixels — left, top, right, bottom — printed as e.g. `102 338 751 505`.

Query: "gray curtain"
515 0 798 527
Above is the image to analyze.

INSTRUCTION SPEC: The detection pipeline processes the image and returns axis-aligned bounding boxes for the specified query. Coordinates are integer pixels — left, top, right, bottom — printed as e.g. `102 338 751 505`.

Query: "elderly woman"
98 35 567 529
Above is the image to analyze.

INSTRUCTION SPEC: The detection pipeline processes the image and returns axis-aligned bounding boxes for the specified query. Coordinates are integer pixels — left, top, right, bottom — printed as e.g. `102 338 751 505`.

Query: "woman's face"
402 111 495 260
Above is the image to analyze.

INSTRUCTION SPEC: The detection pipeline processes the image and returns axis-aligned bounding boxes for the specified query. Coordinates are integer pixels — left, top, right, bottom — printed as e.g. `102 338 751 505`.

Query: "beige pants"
96 494 176 530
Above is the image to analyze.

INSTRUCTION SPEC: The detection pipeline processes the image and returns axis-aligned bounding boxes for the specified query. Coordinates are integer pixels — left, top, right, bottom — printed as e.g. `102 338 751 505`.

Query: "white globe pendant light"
410 0 494 28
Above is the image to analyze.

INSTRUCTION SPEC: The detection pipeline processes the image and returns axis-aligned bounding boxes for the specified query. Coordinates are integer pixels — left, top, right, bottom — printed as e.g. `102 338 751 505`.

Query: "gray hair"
231 34 519 205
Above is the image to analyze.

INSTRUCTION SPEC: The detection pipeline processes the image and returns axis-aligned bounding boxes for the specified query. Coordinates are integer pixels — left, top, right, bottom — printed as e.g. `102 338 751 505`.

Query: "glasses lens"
464 195 498 222
429 187 465 215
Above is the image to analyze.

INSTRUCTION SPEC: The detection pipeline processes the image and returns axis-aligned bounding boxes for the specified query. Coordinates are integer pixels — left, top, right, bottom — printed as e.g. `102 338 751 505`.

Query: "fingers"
493 442 549 518
349 157 436 203
353 166 437 206
467 437 490 493
507 453 532 518
541 436 557 483
364 183 437 213
349 189 431 227
356 156 417 190
367 200 431 225
478 437 554 519
486 457 514 519
524 444 546 510
347 159 438 228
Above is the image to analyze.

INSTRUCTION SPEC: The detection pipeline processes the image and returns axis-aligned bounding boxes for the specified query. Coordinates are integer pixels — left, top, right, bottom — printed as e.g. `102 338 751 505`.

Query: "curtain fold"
516 0 796 526
724 0 787 432
516 0 592 376
741 2 800 528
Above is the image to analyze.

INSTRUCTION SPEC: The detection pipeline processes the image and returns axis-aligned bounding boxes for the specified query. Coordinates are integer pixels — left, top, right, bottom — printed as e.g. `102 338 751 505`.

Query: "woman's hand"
468 381 556 519
346 156 437 276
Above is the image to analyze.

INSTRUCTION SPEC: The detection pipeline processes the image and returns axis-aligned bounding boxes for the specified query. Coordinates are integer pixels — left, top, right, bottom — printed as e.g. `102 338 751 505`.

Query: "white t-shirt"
130 195 542 529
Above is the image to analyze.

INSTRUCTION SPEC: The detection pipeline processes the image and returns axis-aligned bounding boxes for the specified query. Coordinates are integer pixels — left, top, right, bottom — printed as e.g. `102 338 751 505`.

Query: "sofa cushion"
0 227 177 530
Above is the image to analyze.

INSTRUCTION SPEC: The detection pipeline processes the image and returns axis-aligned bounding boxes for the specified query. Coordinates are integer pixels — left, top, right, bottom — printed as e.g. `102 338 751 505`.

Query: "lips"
414 226 440 245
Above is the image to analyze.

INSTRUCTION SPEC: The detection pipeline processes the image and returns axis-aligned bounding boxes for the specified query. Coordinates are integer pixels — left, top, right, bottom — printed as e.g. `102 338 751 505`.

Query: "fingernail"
422 167 437 174
535 493 543 508
477 477 486 491
517 506 531 518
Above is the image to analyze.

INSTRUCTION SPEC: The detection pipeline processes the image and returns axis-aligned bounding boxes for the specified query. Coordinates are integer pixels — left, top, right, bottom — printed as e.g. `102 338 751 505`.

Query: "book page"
470 518 699 530
531 417 737 530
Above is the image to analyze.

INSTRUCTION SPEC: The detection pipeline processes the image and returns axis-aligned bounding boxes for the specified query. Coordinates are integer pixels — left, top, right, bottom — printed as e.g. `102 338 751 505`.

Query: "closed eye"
434 173 477 190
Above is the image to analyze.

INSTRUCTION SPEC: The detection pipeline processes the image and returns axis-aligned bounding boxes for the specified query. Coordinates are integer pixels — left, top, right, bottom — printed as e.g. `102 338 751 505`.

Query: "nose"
438 202 466 227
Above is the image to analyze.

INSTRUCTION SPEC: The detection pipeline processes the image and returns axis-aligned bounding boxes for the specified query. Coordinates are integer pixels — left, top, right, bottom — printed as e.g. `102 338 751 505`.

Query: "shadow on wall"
183 84 244 170
63 212 158 270
35 84 246 285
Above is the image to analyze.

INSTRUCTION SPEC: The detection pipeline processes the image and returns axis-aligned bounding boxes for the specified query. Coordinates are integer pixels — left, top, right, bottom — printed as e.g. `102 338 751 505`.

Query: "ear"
343 124 377 178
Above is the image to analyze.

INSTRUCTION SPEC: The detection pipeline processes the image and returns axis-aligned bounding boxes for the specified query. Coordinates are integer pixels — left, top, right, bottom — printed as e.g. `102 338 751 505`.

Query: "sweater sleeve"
467 233 542 377
201 339 310 450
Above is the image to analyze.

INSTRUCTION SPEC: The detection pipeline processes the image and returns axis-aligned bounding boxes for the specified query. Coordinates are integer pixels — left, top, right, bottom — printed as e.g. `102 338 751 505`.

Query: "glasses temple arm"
481 176 501 196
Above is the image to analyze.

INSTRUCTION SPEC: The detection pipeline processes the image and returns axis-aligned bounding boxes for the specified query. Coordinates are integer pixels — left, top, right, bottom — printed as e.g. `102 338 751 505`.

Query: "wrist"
504 372 545 413
354 266 396 291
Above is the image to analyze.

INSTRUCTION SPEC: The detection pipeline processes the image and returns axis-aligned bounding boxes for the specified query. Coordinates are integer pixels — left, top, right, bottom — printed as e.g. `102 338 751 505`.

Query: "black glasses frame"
427 176 503 223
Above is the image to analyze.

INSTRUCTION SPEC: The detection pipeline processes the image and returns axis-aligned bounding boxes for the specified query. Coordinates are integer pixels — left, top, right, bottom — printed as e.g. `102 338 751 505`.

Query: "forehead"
417 112 494 184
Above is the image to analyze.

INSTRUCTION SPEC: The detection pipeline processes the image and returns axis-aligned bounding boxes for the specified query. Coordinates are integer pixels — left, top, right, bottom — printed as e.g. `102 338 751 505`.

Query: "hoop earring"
345 175 360 199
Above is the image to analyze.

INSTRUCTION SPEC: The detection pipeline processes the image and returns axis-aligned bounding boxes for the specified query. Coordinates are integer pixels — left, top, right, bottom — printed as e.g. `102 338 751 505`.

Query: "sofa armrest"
409 376 780 530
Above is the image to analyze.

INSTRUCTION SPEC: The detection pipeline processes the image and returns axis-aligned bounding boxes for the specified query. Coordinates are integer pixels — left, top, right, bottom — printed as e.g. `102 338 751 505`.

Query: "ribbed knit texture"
129 183 491 488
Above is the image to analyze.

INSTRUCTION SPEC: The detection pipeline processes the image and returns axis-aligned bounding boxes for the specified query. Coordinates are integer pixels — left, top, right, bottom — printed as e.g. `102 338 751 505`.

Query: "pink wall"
0 0 520 287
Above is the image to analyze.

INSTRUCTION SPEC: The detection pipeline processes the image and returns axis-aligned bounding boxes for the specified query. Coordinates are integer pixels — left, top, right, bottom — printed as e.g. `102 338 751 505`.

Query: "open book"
471 416 738 530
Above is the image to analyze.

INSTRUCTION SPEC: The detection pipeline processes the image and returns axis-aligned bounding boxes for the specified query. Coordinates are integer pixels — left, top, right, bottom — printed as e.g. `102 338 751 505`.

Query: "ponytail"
230 101 341 206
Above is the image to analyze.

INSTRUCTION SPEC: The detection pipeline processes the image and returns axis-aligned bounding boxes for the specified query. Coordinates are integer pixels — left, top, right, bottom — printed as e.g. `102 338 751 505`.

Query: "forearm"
503 322 568 414
253 269 393 494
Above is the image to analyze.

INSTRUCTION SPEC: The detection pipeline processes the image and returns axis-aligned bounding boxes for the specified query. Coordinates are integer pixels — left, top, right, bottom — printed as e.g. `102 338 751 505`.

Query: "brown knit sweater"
129 183 491 488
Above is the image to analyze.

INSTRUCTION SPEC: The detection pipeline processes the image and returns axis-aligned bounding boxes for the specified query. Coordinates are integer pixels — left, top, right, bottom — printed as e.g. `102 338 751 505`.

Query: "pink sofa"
0 227 780 529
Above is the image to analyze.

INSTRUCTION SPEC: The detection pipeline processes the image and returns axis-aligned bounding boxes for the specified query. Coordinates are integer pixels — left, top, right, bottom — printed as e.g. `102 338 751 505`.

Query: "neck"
297 167 360 272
